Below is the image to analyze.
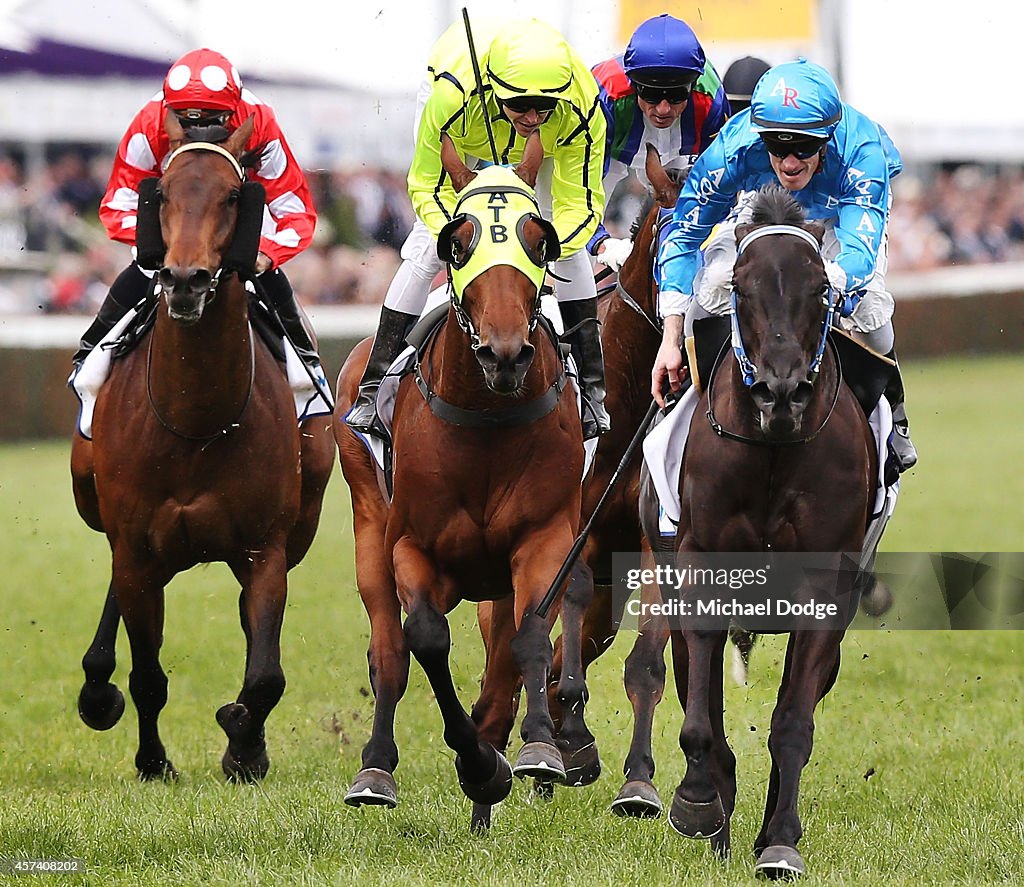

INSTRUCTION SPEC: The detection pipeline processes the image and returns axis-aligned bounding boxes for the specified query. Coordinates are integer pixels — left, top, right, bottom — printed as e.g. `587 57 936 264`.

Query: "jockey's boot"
884 349 918 472
345 306 420 434
71 263 150 368
560 297 611 440
262 269 320 367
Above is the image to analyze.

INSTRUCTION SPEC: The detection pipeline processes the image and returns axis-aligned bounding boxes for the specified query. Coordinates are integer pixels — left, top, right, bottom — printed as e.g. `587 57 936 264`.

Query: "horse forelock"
183 125 232 145
749 185 806 227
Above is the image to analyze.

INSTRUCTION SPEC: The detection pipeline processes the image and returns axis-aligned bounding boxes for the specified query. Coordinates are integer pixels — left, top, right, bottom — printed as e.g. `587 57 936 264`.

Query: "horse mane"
749 185 806 226
629 194 656 241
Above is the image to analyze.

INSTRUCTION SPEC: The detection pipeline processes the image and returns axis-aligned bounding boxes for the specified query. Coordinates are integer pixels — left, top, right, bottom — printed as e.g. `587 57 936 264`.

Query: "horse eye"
227 189 240 205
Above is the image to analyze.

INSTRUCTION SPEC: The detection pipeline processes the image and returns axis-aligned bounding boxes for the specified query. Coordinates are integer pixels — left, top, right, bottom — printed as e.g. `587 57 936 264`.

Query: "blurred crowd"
2 145 1023 315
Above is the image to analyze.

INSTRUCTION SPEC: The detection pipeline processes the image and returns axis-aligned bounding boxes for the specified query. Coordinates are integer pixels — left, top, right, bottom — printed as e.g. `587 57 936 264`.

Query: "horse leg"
346 510 409 809
753 629 844 880
612 576 670 818
403 598 513 808
670 627 728 842
707 633 737 859
78 584 125 731
114 550 176 780
469 598 521 831
554 558 601 787
220 549 290 782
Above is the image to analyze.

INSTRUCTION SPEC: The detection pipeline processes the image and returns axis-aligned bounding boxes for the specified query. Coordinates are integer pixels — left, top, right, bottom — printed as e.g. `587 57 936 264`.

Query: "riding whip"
536 397 663 618
462 7 499 165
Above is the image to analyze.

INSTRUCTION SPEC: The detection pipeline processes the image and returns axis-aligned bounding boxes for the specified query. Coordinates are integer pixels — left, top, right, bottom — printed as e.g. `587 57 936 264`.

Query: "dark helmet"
723 56 770 112
623 14 705 88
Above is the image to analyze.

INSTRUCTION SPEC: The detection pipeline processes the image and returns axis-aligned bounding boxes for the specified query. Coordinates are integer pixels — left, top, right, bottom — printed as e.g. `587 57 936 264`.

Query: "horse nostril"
791 381 815 408
475 345 498 369
750 380 775 409
188 268 213 294
513 342 535 372
156 268 175 291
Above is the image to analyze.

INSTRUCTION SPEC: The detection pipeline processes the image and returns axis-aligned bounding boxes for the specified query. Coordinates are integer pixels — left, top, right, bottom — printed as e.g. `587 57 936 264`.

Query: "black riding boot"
261 268 319 366
345 306 419 434
884 349 918 471
560 297 611 440
72 263 151 368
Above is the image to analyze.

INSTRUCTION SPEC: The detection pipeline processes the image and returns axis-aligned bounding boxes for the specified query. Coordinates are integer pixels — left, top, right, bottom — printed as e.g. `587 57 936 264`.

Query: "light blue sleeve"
657 136 738 302
831 134 892 291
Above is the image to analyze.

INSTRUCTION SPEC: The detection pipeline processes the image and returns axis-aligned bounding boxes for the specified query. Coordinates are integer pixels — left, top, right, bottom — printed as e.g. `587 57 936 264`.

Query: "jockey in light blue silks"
587 14 729 270
652 59 917 471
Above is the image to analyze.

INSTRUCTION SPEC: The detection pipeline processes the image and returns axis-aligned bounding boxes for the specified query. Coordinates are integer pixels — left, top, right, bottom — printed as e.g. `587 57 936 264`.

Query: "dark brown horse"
70 112 334 781
662 186 875 878
335 135 591 829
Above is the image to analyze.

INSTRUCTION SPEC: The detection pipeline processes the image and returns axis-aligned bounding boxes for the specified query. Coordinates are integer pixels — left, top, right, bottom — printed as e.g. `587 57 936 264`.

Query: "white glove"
824 259 847 293
598 237 633 272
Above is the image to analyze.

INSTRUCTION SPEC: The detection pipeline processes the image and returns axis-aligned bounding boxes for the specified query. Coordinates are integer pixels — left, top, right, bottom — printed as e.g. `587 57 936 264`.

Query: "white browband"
736 224 820 256
165 142 244 180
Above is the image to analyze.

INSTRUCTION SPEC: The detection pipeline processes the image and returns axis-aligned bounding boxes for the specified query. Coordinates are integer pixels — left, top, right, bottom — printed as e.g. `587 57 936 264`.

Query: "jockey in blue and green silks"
653 59 917 472
345 17 610 441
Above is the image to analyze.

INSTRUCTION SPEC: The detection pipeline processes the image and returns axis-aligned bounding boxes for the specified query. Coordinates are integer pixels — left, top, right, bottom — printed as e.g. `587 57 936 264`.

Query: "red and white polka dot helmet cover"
163 48 242 112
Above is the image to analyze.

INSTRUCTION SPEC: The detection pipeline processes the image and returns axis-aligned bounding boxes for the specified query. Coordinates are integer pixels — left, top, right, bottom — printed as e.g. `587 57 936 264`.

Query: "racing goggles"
501 95 559 114
631 78 695 106
760 133 829 160
174 108 232 128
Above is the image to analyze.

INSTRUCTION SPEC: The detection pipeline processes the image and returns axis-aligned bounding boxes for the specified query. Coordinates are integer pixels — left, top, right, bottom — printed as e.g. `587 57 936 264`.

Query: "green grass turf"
0 353 1021 885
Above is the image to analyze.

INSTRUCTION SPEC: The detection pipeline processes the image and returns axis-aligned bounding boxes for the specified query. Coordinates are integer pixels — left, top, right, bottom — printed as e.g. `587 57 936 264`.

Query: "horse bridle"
147 141 255 441
612 207 670 337
706 223 843 446
157 141 246 298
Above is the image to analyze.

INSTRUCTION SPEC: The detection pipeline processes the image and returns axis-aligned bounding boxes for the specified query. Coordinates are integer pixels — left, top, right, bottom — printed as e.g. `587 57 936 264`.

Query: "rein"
414 315 568 429
614 205 670 336
146 328 255 443
706 223 843 446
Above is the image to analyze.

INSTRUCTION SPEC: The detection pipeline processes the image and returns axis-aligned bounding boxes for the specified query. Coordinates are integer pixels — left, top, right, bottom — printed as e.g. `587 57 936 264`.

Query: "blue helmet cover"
750 58 843 139
623 14 705 82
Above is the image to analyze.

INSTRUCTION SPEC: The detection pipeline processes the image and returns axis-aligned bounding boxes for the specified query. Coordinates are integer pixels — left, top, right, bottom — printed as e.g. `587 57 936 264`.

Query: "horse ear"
803 220 826 245
645 143 677 209
223 116 255 160
440 134 476 193
515 132 544 188
165 108 185 149
734 223 755 247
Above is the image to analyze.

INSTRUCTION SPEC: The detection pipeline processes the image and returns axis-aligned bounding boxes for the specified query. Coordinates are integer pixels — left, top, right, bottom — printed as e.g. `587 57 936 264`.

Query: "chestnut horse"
663 186 875 878
70 113 334 781
335 135 591 830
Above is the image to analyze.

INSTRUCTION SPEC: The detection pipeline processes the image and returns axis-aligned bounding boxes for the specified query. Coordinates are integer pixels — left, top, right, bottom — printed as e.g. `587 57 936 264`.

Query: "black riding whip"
462 7 499 165
535 397 663 619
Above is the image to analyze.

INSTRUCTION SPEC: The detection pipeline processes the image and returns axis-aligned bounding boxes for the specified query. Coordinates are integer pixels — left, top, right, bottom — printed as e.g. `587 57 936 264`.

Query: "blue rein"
730 224 837 387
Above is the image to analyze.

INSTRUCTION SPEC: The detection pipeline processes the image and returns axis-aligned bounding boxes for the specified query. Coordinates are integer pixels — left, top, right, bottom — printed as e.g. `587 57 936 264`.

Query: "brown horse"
70 112 334 782
662 186 875 878
335 135 591 829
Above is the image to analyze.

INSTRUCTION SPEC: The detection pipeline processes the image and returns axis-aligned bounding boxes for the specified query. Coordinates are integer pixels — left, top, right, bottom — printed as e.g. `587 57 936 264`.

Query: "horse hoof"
611 780 663 818
345 768 398 808
78 682 125 731
513 742 566 782
754 845 805 879
457 750 513 805
561 744 602 787
470 802 493 833
668 789 725 839
137 760 178 782
221 748 270 783
533 778 555 802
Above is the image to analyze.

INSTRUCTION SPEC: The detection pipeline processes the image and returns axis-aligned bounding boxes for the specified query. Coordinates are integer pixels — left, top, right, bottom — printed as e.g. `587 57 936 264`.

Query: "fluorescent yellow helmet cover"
440 165 557 299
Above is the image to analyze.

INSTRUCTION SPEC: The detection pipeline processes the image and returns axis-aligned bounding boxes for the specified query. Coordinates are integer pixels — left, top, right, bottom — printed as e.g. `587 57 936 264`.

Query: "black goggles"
631 80 693 105
501 95 559 114
174 109 232 128
760 133 828 160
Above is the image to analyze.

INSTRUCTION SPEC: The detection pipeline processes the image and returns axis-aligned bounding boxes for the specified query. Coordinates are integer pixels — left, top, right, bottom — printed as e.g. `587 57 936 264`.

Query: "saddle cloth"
642 377 899 565
69 304 332 440
349 288 597 482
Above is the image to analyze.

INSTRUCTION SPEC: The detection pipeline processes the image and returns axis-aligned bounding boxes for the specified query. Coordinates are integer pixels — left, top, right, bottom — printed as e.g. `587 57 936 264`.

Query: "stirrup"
890 429 918 472
345 387 383 434
581 398 611 440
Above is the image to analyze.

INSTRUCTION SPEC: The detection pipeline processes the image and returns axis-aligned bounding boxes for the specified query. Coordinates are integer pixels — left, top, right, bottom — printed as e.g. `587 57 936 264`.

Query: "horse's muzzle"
475 339 535 394
157 266 215 324
750 378 814 438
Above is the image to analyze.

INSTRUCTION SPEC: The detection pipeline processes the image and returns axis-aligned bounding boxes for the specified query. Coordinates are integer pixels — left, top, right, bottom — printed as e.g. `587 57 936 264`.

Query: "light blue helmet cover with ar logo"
437 165 560 300
749 58 843 139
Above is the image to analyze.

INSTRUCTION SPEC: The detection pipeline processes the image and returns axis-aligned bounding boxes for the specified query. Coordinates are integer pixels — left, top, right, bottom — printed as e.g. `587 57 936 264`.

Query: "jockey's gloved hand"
598 238 633 272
